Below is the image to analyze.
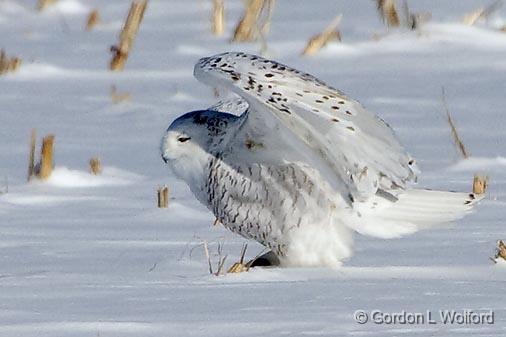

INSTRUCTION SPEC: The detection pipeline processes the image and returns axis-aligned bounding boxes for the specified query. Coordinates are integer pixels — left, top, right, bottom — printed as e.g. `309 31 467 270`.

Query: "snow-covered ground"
1 0 506 335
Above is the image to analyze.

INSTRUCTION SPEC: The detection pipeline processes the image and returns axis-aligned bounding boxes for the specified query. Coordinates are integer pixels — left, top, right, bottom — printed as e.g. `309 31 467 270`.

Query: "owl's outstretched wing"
194 52 418 202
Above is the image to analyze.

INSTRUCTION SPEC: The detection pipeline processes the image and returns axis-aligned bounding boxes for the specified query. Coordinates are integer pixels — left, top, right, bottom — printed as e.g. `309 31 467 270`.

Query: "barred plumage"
161 52 481 267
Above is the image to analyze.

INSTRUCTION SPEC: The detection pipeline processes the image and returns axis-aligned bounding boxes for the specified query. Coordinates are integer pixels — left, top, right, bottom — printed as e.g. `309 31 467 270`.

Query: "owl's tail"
348 189 483 239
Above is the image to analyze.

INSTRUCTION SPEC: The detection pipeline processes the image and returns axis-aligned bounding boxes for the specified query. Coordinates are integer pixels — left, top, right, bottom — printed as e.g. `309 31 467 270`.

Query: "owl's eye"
177 136 191 143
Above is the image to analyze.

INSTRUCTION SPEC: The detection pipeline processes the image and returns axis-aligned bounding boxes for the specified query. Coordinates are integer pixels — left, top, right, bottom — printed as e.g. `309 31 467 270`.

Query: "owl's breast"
202 157 338 255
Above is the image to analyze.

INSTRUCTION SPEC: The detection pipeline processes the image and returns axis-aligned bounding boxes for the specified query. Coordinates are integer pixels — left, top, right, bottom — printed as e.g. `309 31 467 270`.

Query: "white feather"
160 52 483 267
194 52 418 203
349 189 483 238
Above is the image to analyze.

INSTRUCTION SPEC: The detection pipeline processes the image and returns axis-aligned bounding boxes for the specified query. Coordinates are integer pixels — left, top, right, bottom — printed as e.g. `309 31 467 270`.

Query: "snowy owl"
161 52 480 267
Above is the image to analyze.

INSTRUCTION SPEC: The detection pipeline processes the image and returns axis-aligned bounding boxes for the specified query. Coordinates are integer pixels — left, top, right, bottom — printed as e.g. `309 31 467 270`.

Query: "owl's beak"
161 134 171 164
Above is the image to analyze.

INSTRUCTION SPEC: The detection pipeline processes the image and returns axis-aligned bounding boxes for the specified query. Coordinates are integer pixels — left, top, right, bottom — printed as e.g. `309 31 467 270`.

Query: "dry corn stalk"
462 8 485 26
377 0 400 27
227 243 249 273
110 85 131 103
157 186 169 208
27 129 37 182
201 240 226 275
0 50 22 75
259 0 275 37
441 87 469 159
89 157 102 175
411 12 431 30
302 15 342 56
462 0 503 26
232 0 273 42
227 262 248 273
441 89 488 195
495 240 506 262
110 0 148 71
37 0 57 11
86 9 100 31
233 0 263 42
215 253 228 275
376 0 424 30
473 175 488 194
202 241 213 274
38 134 55 180
212 0 225 36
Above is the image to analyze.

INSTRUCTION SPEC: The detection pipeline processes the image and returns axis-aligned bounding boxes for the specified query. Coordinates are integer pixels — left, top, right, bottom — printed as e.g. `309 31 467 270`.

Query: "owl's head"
161 109 240 185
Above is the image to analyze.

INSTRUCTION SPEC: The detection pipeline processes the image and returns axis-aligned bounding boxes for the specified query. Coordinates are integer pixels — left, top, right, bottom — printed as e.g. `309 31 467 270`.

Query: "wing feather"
195 52 418 201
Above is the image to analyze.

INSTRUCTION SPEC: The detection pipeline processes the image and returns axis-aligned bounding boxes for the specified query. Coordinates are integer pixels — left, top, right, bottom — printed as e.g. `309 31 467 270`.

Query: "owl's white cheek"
168 145 210 187
161 135 180 162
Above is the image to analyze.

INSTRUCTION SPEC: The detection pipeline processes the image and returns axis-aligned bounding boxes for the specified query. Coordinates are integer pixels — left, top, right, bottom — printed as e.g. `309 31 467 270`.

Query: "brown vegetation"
0 50 22 75
232 0 274 42
89 157 102 175
157 186 169 208
27 129 37 181
38 134 55 180
86 9 101 31
110 85 132 104
212 0 225 36
302 15 342 56
37 0 57 11
110 0 148 71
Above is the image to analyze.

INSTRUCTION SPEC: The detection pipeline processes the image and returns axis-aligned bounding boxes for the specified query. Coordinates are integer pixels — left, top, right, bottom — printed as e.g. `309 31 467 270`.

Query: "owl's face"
161 112 209 165
161 110 227 190
161 128 198 163
161 109 242 188
162 109 239 158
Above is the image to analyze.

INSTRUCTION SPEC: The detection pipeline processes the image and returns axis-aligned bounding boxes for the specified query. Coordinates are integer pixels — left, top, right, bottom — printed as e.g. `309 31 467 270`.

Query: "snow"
48 0 89 15
1 0 506 336
44 166 143 188
450 157 506 172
